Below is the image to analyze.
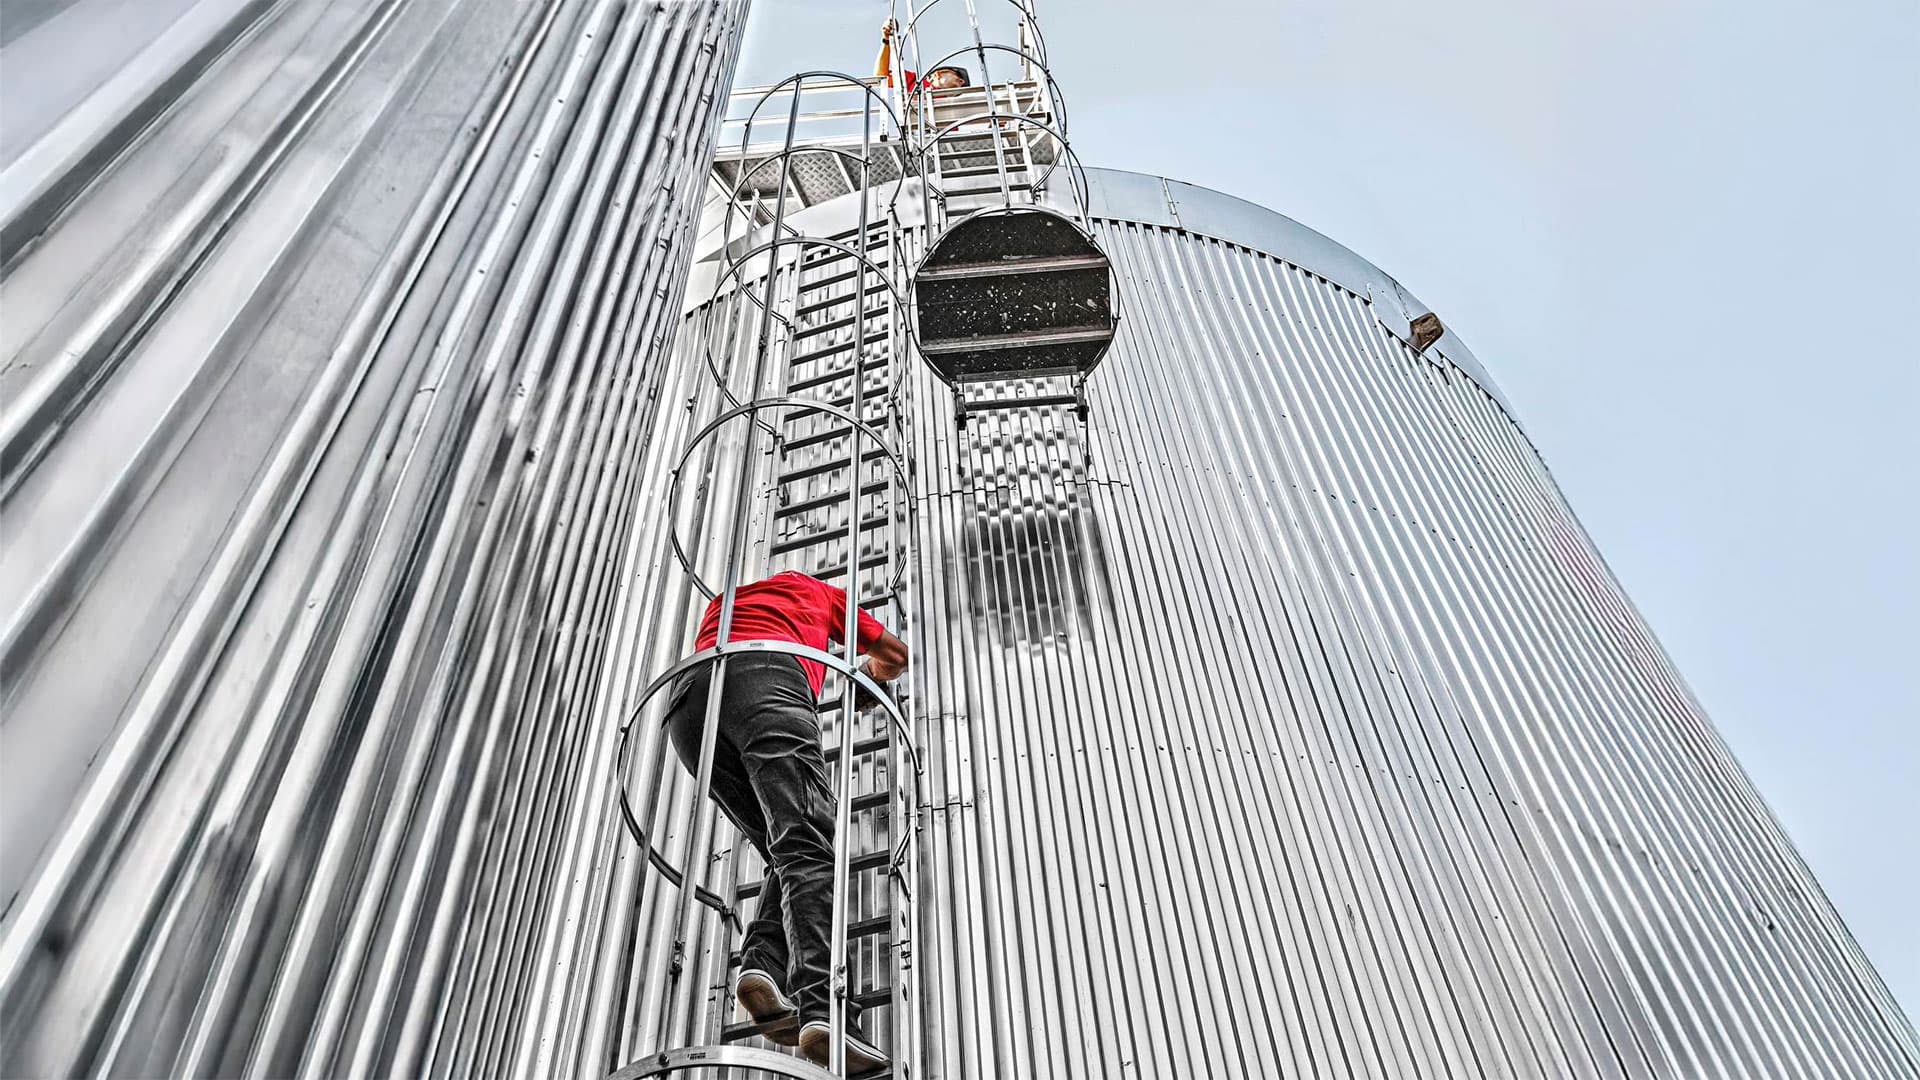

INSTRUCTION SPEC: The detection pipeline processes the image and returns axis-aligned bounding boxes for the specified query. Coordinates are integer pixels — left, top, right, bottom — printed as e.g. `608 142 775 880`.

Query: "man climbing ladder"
664 570 910 1076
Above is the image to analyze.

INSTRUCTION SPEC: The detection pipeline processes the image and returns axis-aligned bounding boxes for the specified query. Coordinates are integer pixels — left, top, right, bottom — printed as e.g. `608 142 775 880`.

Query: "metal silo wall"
896 209 1919 1079
0 1 748 1076
666 171 1918 1078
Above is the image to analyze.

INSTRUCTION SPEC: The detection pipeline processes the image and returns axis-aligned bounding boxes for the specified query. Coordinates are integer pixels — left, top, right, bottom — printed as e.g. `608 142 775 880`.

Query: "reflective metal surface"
0 0 750 1075
673 168 1920 1078
5 0 1913 1070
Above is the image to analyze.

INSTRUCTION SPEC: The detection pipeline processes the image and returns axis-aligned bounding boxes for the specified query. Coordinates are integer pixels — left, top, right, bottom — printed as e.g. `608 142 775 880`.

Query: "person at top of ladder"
876 18 970 94
665 570 910 1076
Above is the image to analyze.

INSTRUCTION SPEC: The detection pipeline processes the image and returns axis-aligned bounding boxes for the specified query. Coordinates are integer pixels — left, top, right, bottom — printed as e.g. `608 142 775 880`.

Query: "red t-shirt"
694 571 888 697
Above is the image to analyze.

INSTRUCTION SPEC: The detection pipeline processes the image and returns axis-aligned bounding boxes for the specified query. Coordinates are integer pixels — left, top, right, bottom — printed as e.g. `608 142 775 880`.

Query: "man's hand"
881 18 896 40
851 668 894 713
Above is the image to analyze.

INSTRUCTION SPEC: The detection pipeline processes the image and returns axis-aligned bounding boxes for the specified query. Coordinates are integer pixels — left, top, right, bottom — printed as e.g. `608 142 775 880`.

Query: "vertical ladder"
610 70 919 1080
714 220 918 1072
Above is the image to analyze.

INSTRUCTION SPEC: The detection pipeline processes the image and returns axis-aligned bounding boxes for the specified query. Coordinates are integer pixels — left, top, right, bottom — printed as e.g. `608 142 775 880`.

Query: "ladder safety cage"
890 0 1116 425
612 66 924 1080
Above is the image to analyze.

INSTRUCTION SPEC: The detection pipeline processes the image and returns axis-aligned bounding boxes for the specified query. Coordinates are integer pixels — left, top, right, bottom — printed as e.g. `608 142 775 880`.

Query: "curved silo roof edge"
1078 168 1516 422
685 166 1518 423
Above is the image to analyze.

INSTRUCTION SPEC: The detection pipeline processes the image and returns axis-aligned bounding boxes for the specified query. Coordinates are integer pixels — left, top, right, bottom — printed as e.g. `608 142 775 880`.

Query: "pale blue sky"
737 0 1919 1017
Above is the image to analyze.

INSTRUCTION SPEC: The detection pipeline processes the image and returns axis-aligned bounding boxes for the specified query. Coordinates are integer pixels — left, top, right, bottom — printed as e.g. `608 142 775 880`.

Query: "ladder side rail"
663 73 805 1051
824 86 882 1076
960 0 1015 208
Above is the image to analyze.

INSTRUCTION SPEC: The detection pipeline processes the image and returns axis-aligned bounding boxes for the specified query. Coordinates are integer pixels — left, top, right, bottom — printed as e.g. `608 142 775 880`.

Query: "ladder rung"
787 350 888 391
775 479 888 520
794 307 890 340
939 181 1037 199
919 324 1114 356
777 451 890 487
812 553 891 582
961 391 1083 412
916 253 1107 283
934 116 1052 144
800 263 890 295
737 848 891 898
801 235 888 269
770 514 892 555
729 915 890 966
719 980 899 1046
796 281 888 317
783 419 888 455
822 391 895 415
790 333 889 371
823 733 891 762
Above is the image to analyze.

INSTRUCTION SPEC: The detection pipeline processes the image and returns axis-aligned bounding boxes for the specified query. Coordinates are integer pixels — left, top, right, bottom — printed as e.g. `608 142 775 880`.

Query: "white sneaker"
799 1019 890 1075
734 969 799 1046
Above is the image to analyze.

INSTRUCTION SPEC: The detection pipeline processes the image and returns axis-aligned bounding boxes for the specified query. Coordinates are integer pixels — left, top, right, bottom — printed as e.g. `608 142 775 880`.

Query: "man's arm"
861 627 909 682
875 19 894 84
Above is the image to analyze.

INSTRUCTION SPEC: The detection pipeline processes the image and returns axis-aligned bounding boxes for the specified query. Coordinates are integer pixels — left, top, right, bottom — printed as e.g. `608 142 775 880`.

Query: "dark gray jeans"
666 654 843 1025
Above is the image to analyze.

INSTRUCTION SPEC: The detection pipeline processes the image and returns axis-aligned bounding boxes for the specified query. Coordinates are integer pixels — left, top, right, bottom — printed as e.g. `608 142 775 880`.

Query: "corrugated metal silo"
661 167 1920 1078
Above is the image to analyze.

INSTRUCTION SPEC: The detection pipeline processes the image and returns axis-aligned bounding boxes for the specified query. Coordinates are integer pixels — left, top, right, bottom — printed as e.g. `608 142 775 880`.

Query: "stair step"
916 253 1108 284
918 324 1114 357
939 163 1031 179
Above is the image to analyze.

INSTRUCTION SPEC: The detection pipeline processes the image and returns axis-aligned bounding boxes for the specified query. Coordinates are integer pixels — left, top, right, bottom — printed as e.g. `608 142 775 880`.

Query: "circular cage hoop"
911 41 1070 136
696 233 914 414
606 1043 841 1080
615 640 919 916
904 0 1053 67
666 396 913 601
913 111 1092 214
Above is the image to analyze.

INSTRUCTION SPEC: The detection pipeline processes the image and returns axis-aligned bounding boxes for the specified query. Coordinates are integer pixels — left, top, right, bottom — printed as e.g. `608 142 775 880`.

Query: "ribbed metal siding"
667 171 1916 1077
0 1 748 1076
895 213 1918 1079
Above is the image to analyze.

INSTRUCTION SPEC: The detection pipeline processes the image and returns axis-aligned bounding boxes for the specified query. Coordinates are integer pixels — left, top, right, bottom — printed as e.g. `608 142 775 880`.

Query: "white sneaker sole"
798 1021 890 1075
735 970 799 1046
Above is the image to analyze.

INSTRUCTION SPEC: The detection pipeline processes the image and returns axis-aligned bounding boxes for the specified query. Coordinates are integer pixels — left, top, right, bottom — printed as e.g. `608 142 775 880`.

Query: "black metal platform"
912 206 1115 388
